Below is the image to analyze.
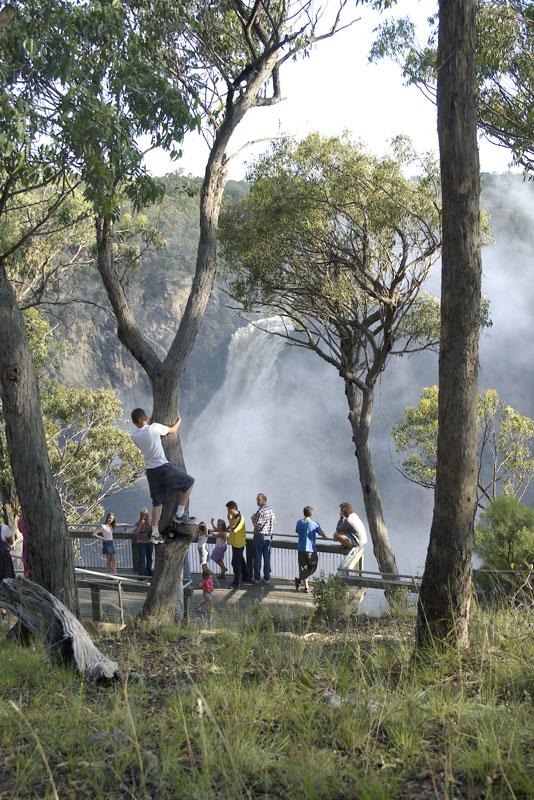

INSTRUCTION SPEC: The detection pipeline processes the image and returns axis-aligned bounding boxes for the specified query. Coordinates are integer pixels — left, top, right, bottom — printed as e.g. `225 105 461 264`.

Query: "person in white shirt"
0 523 12 544
130 408 195 543
92 512 117 573
333 502 368 550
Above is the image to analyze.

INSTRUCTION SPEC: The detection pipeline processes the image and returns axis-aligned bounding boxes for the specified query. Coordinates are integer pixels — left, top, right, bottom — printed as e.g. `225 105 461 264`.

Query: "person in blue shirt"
295 505 327 592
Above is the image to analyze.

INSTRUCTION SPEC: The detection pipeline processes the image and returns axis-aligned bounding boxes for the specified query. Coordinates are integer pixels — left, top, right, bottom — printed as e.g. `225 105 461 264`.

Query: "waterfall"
188 316 292 443
184 316 314 529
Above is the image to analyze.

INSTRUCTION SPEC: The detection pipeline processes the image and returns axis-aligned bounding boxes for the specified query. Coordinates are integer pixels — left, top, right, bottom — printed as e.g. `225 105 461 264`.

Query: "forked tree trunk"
95 56 279 624
416 0 481 649
0 260 78 614
345 380 399 579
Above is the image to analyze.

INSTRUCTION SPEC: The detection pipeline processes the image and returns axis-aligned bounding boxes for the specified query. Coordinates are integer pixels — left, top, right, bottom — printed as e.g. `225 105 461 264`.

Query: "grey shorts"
146 463 195 506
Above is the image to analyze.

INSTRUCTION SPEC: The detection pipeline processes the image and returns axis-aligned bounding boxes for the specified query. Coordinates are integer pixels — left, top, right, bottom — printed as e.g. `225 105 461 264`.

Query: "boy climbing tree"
130 409 195 543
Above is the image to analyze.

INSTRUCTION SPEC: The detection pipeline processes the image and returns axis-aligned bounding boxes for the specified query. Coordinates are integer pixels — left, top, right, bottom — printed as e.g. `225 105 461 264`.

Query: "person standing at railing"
251 493 276 585
209 518 228 579
196 522 209 571
295 506 327 593
0 523 15 626
92 512 117 574
226 500 250 588
133 508 153 577
0 522 14 580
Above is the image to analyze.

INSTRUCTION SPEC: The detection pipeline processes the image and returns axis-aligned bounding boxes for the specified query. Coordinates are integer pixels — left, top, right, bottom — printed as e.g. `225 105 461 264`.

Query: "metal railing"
75 567 193 624
69 525 348 580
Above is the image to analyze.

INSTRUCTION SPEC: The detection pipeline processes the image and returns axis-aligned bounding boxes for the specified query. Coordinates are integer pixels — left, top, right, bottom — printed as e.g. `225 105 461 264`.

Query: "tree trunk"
0 260 78 614
0 425 17 526
94 59 279 625
140 376 192 623
416 0 481 649
345 380 400 579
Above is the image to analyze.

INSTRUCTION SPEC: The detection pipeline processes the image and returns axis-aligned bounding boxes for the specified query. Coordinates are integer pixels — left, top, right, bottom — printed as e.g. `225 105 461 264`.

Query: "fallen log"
0 577 121 683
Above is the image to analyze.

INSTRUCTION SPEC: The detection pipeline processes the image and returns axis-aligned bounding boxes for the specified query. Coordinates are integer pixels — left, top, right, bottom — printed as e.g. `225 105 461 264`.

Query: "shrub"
311 574 350 620
475 496 534 600
475 496 534 569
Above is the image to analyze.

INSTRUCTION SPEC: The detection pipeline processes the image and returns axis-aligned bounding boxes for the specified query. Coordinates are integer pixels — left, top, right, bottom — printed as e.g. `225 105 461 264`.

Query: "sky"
143 0 516 181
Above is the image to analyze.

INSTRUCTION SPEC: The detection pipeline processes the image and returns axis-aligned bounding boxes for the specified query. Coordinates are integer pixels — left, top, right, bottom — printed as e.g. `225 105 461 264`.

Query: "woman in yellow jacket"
226 500 251 588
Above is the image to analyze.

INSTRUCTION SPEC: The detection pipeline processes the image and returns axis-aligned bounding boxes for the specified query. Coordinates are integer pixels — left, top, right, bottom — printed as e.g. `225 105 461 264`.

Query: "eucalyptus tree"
371 0 534 171
72 0 356 622
0 0 91 611
220 134 441 581
416 0 482 650
393 386 534 507
0 0 160 609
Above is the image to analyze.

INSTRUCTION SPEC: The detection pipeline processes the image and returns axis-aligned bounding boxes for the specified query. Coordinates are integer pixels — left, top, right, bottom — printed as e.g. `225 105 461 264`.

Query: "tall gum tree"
0 0 96 612
220 134 442 584
415 0 482 650
67 1 354 623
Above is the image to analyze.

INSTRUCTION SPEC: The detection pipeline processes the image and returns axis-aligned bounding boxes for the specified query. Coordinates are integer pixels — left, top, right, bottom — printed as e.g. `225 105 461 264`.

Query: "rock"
322 690 343 709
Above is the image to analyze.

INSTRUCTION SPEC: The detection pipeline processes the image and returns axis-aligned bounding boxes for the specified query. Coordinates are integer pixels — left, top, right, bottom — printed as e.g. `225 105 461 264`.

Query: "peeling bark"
0 260 78 614
0 578 119 681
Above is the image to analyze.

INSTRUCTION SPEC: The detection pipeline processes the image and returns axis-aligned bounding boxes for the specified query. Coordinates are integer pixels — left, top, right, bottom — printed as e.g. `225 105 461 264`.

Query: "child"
295 505 327 593
133 507 153 577
210 517 228 579
199 564 214 612
92 512 117 574
196 522 209 570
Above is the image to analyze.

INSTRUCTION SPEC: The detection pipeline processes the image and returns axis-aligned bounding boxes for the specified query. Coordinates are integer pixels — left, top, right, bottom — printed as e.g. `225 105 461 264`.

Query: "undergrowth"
0 603 532 799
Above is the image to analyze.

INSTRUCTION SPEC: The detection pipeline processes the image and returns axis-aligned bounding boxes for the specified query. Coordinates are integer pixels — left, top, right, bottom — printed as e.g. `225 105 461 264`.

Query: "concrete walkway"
78 576 318 625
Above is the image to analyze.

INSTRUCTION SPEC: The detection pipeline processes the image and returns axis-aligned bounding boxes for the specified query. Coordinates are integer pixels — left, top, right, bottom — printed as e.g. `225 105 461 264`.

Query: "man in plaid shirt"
251 492 276 584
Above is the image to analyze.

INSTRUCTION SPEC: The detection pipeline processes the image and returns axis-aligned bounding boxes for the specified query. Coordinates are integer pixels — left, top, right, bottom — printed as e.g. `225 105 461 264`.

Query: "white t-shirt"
131 423 170 469
1 524 12 542
101 524 114 541
347 512 368 547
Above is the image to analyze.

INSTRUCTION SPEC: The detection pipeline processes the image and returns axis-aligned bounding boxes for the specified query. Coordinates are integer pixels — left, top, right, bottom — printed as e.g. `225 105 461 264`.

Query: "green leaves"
4 308 144 524
221 133 441 381
41 382 144 523
475 495 534 571
393 386 534 506
371 1 534 171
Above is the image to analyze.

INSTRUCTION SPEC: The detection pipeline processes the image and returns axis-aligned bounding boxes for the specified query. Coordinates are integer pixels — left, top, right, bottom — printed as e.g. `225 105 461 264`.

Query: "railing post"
184 586 191 625
245 538 254 579
117 581 124 626
131 539 140 574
